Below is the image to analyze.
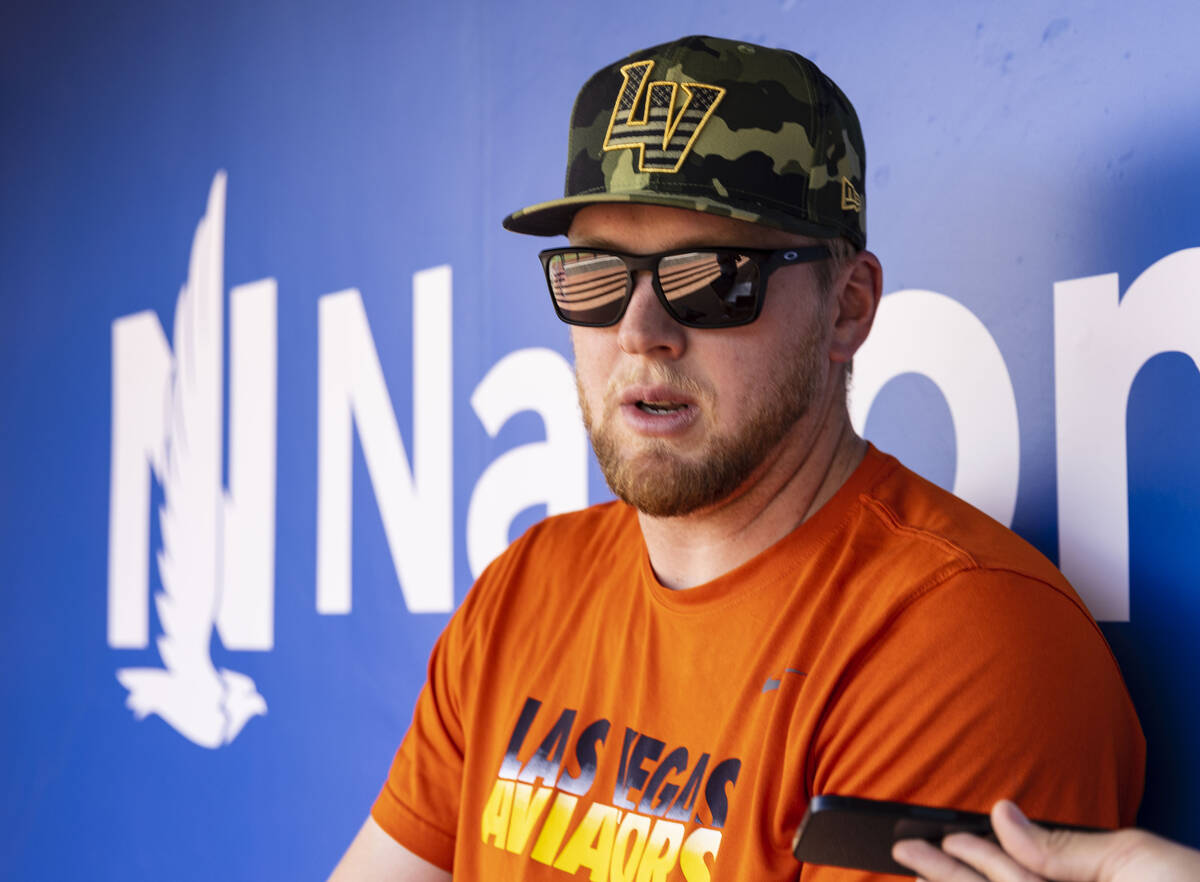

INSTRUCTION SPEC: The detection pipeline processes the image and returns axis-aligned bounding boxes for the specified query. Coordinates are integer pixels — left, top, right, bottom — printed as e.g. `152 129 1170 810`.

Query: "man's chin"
600 451 741 518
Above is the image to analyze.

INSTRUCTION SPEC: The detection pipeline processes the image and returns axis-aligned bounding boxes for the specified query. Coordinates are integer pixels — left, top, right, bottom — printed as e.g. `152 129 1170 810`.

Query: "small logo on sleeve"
761 668 807 693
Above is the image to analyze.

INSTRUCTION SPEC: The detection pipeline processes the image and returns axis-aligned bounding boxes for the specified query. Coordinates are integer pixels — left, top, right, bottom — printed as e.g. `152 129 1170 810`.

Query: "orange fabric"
372 446 1144 880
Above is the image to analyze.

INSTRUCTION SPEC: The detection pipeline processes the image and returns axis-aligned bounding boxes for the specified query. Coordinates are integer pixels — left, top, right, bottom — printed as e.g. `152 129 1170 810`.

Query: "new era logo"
602 60 725 174
840 177 863 212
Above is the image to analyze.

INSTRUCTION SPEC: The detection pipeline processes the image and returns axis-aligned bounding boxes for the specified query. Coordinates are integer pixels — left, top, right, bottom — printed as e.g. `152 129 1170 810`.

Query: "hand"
891 799 1200 882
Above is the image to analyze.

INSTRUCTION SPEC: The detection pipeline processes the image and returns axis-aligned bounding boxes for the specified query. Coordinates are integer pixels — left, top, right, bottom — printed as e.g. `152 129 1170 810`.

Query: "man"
331 35 1143 881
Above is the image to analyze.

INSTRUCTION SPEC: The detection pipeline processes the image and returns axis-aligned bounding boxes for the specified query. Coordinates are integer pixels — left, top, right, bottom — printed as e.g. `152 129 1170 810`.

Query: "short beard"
579 328 826 518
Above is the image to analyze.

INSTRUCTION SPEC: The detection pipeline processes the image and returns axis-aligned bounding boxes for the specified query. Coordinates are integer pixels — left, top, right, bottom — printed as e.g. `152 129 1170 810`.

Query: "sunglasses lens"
545 251 630 326
658 251 760 326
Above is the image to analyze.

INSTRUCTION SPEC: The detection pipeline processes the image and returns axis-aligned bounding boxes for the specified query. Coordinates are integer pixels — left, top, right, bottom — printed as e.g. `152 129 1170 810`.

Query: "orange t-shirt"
373 446 1144 880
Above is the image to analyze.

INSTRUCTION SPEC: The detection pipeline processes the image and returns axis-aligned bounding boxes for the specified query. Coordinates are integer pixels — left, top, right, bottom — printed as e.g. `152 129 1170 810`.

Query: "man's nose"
616 271 687 358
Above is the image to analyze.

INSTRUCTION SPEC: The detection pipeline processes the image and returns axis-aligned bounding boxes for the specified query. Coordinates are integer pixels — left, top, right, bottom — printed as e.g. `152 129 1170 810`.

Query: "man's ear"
829 249 883 364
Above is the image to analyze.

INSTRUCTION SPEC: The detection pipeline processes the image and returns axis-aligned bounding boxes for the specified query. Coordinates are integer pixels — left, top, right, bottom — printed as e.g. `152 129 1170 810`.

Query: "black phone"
791 794 1101 877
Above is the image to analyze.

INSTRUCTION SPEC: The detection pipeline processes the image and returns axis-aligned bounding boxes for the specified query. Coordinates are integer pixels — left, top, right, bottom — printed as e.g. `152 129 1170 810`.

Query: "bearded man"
331 35 1144 882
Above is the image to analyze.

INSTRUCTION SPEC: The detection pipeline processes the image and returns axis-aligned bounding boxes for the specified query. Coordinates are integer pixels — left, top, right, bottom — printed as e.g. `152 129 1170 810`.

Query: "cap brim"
502 190 850 244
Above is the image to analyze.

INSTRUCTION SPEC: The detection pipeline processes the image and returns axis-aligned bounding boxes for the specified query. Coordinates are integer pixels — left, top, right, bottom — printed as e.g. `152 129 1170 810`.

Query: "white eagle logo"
116 174 268 748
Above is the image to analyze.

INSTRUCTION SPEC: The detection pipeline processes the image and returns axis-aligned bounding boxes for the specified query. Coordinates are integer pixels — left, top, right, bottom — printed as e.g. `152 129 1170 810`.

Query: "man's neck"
635 401 867 591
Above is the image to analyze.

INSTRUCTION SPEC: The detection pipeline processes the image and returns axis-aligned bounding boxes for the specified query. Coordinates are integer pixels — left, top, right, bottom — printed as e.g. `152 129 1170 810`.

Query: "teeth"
638 401 685 414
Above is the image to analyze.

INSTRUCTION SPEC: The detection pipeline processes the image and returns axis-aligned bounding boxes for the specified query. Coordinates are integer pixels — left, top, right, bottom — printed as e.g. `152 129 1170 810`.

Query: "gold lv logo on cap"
602 60 725 174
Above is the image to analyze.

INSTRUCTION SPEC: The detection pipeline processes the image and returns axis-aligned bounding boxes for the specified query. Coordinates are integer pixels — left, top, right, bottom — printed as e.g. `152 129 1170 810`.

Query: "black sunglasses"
538 244 829 329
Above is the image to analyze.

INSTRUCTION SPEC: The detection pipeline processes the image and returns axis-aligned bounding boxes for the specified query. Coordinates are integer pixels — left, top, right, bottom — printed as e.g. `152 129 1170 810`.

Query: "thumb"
990 801 1126 882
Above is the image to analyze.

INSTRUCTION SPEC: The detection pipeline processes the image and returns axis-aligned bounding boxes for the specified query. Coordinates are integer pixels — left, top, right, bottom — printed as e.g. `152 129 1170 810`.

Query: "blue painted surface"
3 1 1198 875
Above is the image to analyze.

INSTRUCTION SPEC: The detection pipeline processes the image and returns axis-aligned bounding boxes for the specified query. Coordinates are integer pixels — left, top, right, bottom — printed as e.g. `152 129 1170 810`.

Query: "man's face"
567 203 836 517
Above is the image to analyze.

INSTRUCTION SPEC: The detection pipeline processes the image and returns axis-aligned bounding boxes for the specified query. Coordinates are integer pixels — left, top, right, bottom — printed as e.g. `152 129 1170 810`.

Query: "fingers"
892 801 1200 882
989 801 1200 882
893 831 1053 882
939 831 1048 882
989 801 1115 881
892 837 988 882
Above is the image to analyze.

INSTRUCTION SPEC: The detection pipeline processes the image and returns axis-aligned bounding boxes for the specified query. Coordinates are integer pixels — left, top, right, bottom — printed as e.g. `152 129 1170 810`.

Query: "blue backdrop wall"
3 1 1199 877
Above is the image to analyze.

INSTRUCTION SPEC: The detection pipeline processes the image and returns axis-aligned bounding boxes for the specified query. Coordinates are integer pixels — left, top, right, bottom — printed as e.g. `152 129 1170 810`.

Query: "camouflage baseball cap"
503 35 866 248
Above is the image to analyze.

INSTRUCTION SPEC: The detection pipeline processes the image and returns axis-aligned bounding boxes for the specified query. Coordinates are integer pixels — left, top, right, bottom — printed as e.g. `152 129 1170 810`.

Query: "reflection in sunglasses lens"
546 249 762 327
659 252 758 326
549 252 628 325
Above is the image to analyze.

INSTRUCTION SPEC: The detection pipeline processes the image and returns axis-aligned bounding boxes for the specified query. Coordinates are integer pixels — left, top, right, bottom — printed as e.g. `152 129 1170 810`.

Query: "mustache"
603 364 710 403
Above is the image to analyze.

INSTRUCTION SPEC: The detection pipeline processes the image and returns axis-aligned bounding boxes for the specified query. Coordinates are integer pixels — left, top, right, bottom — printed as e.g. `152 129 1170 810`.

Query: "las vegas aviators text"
480 697 741 881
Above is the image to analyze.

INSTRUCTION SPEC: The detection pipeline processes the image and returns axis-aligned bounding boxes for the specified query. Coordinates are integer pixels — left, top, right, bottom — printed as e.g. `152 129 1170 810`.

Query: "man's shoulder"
831 450 1113 681
855 448 1069 592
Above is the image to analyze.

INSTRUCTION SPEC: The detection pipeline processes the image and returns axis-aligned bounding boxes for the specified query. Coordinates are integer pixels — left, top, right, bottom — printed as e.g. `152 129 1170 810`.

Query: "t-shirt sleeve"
371 620 468 871
799 568 1145 882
